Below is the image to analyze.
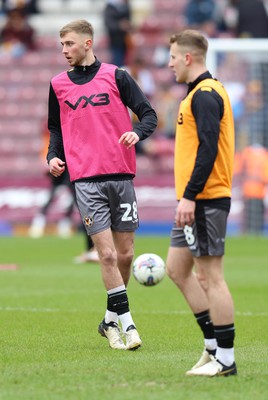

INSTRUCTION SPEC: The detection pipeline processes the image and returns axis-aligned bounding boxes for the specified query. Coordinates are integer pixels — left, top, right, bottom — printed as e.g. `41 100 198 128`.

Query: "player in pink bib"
47 19 157 350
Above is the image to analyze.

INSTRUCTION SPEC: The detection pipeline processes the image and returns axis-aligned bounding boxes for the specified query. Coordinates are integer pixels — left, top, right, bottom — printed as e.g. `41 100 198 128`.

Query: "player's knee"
195 272 209 292
167 262 194 290
166 262 180 283
117 248 134 267
99 247 117 266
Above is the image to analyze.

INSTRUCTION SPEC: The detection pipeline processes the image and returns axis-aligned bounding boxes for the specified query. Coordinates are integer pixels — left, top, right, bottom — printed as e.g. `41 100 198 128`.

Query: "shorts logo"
84 216 94 227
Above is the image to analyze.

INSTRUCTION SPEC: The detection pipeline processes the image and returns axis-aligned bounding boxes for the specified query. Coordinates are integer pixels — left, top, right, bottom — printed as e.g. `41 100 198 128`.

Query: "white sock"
216 347 235 366
107 285 125 295
105 310 118 324
205 338 217 351
118 312 135 333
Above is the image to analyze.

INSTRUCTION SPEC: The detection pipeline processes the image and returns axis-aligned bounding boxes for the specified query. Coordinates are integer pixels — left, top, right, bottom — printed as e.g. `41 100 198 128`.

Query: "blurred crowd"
0 0 38 56
0 0 268 235
181 0 268 39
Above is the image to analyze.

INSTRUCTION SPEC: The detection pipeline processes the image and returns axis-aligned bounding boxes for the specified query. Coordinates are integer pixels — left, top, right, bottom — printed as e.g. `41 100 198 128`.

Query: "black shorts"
170 205 229 257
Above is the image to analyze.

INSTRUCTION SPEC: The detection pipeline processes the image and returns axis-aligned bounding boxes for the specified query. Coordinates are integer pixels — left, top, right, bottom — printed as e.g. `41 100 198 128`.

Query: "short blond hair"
170 29 208 58
60 19 94 38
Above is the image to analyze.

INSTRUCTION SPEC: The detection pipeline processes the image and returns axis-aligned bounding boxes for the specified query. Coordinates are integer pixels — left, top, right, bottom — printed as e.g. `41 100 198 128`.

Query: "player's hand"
48 157 65 177
175 198 195 228
119 131 139 149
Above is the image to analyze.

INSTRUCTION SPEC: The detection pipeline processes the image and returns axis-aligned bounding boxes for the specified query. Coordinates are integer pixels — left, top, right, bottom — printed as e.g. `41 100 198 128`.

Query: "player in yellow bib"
166 30 237 377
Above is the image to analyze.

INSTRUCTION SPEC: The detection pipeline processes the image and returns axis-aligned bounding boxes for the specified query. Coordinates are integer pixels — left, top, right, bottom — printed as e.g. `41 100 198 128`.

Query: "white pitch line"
0 306 60 313
0 307 267 317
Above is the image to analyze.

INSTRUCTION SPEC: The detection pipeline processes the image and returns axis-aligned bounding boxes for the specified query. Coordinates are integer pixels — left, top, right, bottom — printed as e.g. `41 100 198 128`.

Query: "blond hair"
60 19 94 39
170 29 208 59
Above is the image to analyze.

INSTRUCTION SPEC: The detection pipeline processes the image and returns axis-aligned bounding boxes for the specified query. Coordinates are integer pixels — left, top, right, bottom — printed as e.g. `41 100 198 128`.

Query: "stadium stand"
0 0 267 233
0 0 157 177
0 0 178 233
0 0 178 178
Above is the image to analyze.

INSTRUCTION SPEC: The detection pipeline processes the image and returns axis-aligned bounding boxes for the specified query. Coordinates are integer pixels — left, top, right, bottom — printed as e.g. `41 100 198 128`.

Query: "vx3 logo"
65 93 110 110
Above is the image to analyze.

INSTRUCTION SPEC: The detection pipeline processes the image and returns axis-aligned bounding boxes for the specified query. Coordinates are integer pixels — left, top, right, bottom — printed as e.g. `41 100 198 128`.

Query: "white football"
133 253 166 287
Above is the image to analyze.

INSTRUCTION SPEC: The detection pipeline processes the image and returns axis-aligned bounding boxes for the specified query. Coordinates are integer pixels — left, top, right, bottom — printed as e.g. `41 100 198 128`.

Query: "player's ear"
185 52 192 66
85 38 92 49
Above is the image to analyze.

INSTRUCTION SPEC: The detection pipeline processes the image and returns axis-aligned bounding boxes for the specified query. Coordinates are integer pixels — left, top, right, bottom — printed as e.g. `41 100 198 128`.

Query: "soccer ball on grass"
133 253 166 286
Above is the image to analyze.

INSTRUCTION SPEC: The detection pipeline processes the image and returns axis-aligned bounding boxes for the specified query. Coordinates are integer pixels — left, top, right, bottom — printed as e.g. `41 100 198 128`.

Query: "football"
133 253 166 286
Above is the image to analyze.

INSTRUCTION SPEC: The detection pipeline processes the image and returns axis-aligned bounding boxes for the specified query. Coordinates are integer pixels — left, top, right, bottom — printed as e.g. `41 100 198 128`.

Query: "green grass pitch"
0 234 267 400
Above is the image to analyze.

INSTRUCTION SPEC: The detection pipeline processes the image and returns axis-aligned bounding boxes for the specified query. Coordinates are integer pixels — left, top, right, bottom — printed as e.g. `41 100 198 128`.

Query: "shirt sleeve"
183 88 224 200
47 83 65 163
115 68 158 140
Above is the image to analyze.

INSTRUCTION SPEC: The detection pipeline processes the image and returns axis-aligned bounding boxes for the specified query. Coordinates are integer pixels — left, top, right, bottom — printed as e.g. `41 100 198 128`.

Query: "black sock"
194 310 215 340
214 324 235 349
107 288 129 316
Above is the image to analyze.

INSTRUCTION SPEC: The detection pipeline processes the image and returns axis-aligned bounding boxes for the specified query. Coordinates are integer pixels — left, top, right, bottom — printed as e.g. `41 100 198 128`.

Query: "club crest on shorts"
84 215 94 226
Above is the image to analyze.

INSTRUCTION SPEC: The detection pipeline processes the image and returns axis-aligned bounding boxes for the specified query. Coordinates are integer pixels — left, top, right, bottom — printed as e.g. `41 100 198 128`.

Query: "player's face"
168 43 188 83
61 32 91 66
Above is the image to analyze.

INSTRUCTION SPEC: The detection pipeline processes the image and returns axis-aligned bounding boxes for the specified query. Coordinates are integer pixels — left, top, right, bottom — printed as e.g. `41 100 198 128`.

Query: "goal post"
207 38 268 149
206 38 268 235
